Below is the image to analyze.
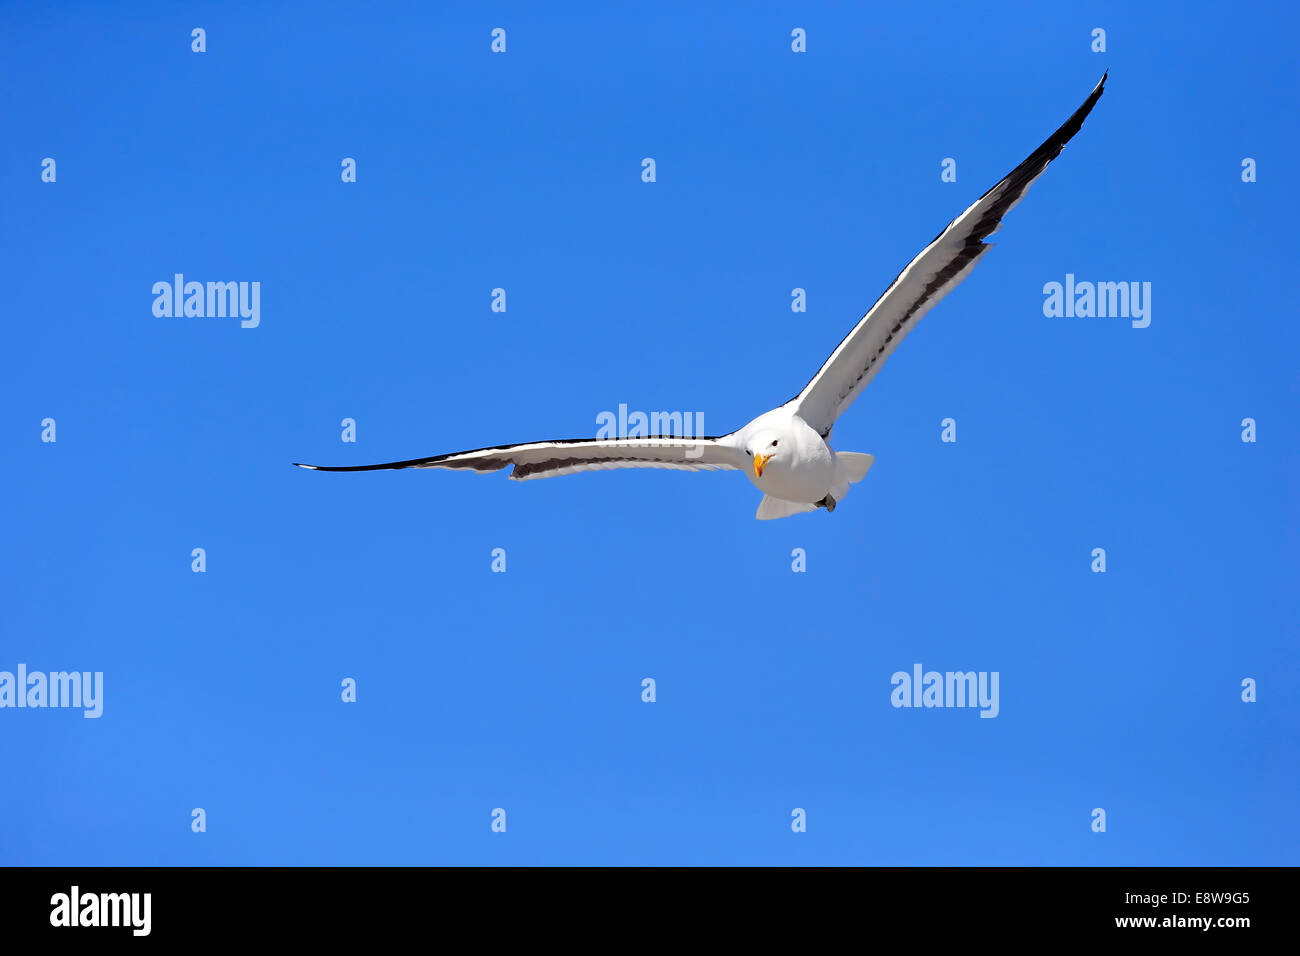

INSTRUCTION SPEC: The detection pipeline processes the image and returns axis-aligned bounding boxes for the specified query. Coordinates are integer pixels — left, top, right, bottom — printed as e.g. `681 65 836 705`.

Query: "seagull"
296 74 1106 520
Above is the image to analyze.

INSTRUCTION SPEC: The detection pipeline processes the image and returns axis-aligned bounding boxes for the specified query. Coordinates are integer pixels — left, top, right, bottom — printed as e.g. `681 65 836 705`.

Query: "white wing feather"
793 73 1106 437
294 435 747 481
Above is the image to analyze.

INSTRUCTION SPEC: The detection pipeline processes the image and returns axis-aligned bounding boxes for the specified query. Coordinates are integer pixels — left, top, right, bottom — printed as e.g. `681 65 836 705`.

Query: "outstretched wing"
793 72 1107 437
294 434 746 481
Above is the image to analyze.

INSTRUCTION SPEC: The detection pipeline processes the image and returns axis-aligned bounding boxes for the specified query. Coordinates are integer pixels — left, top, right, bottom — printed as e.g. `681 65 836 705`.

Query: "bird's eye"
770 440 778 447
746 449 751 455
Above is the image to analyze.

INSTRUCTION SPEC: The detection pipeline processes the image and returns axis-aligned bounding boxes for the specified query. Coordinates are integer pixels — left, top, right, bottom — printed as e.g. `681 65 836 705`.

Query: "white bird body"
734 408 835 503
296 74 1106 520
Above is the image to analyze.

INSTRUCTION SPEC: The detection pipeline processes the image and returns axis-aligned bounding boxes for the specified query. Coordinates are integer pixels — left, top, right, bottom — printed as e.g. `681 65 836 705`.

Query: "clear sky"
2 1 1296 866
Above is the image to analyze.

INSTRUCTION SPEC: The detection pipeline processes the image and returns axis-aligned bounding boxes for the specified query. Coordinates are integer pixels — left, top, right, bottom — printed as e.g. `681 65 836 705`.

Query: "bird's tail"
824 452 875 508
834 452 875 485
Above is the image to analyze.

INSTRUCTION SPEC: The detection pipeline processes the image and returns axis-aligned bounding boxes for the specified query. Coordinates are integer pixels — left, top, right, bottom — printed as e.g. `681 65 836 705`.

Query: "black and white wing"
294 434 746 481
793 73 1107 437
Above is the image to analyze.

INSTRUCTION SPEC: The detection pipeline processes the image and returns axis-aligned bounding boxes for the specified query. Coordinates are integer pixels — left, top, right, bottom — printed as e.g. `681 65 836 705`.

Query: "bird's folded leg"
816 494 837 512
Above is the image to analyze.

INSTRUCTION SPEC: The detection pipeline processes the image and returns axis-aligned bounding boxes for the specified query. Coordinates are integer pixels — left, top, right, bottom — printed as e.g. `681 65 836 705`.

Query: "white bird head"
745 431 785 479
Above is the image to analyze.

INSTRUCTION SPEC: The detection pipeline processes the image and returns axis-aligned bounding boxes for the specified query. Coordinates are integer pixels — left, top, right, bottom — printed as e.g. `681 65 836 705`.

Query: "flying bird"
296 74 1106 520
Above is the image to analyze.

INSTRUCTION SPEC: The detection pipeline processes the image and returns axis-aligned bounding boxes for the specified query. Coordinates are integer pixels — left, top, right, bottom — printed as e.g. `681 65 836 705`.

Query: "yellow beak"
753 453 771 478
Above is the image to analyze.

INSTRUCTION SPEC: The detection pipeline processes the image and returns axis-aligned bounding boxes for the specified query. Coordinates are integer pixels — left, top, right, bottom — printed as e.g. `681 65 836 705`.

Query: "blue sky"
2 1 1296 865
